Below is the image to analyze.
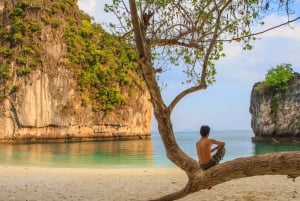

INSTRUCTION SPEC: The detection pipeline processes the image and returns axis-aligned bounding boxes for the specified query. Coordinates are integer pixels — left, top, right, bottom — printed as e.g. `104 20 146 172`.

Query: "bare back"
196 137 212 164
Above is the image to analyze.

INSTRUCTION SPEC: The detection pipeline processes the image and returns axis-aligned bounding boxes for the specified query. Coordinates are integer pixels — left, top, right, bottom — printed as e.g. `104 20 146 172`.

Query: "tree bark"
129 0 200 174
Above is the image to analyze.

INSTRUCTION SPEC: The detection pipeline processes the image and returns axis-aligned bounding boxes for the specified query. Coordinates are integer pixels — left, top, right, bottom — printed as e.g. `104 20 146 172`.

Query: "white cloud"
78 0 97 14
78 0 119 25
257 14 300 39
222 43 244 60
215 14 300 89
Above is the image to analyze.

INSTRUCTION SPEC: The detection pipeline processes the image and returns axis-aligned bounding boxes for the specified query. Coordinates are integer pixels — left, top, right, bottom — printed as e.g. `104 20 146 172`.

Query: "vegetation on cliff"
0 0 141 113
255 64 294 92
255 64 295 115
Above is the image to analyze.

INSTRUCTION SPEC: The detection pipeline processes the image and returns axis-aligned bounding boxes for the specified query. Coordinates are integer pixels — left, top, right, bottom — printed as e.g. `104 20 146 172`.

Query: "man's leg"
200 159 217 170
212 146 225 164
200 147 225 170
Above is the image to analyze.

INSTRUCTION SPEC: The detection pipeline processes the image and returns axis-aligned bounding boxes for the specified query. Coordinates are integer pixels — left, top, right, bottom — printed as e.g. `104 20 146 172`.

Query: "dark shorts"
200 147 225 170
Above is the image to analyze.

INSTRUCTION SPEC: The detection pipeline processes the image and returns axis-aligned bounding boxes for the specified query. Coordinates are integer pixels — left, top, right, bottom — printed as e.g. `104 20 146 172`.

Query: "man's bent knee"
213 147 225 163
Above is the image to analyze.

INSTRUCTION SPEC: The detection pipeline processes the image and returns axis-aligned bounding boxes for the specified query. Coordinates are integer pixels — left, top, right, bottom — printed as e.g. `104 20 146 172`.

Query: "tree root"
150 188 188 201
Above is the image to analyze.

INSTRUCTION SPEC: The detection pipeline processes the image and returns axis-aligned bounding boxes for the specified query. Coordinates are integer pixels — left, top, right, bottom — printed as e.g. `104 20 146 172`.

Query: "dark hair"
200 125 210 137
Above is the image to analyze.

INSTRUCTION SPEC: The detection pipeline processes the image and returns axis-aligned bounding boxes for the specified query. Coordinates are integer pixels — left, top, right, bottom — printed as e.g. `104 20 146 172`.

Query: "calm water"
0 130 299 168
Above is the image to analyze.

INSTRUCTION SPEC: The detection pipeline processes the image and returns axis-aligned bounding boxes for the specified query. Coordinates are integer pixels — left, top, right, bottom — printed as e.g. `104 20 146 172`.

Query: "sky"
77 0 300 132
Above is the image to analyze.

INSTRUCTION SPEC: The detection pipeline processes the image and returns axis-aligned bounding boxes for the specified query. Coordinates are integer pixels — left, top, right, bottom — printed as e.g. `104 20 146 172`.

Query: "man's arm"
210 146 219 152
210 139 225 152
210 139 225 148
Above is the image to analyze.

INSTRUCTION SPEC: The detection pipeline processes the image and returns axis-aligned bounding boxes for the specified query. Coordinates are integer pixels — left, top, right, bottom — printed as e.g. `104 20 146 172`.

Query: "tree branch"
219 16 300 42
151 38 204 48
186 151 300 192
168 85 206 114
153 151 300 201
167 1 233 113
128 0 145 58
149 1 219 47
199 0 232 86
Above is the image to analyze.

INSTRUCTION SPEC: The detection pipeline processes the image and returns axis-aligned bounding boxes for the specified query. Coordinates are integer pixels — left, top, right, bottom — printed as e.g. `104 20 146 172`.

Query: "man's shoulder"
202 138 210 143
208 138 217 142
197 138 210 145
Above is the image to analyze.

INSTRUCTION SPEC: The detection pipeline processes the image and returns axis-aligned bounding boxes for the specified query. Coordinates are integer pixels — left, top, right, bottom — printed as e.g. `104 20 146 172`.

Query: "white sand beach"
0 166 299 201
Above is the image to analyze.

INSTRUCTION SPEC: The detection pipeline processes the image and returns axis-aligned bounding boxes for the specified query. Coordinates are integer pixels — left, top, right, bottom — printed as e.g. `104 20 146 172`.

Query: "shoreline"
252 136 300 143
1 166 299 201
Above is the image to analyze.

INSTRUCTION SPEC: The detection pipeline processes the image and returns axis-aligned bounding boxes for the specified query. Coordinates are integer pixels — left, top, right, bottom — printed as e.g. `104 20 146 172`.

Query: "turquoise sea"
0 130 299 168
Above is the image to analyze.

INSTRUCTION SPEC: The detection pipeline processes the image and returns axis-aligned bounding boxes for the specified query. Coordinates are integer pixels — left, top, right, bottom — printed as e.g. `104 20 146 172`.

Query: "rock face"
0 0 152 143
0 70 152 142
250 73 300 142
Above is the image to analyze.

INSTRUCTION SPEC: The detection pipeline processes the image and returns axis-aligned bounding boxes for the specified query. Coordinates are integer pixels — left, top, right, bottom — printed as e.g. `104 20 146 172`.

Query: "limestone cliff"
0 0 152 143
250 73 300 142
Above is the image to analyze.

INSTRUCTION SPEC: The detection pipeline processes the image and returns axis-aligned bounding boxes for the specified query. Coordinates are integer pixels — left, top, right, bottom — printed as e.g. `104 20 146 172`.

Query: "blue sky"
77 1 300 132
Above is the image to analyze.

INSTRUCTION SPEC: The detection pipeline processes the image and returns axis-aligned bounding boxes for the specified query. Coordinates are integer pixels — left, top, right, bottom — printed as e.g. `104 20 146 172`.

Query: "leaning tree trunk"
128 1 300 200
129 0 199 174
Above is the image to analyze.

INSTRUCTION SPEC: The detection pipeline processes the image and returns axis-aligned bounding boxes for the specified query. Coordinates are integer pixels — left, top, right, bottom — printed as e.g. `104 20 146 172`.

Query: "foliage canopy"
105 0 296 89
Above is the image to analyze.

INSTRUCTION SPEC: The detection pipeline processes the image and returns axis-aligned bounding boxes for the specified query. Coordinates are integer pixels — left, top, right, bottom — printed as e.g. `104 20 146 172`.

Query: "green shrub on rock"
256 64 294 92
264 64 294 92
255 64 295 117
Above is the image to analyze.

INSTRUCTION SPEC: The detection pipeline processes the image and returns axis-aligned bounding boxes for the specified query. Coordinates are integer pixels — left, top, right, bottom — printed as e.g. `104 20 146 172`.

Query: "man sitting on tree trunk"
196 125 226 170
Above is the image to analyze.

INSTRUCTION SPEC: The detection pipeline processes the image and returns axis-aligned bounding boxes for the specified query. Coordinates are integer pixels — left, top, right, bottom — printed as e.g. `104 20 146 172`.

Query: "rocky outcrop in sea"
250 73 300 142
